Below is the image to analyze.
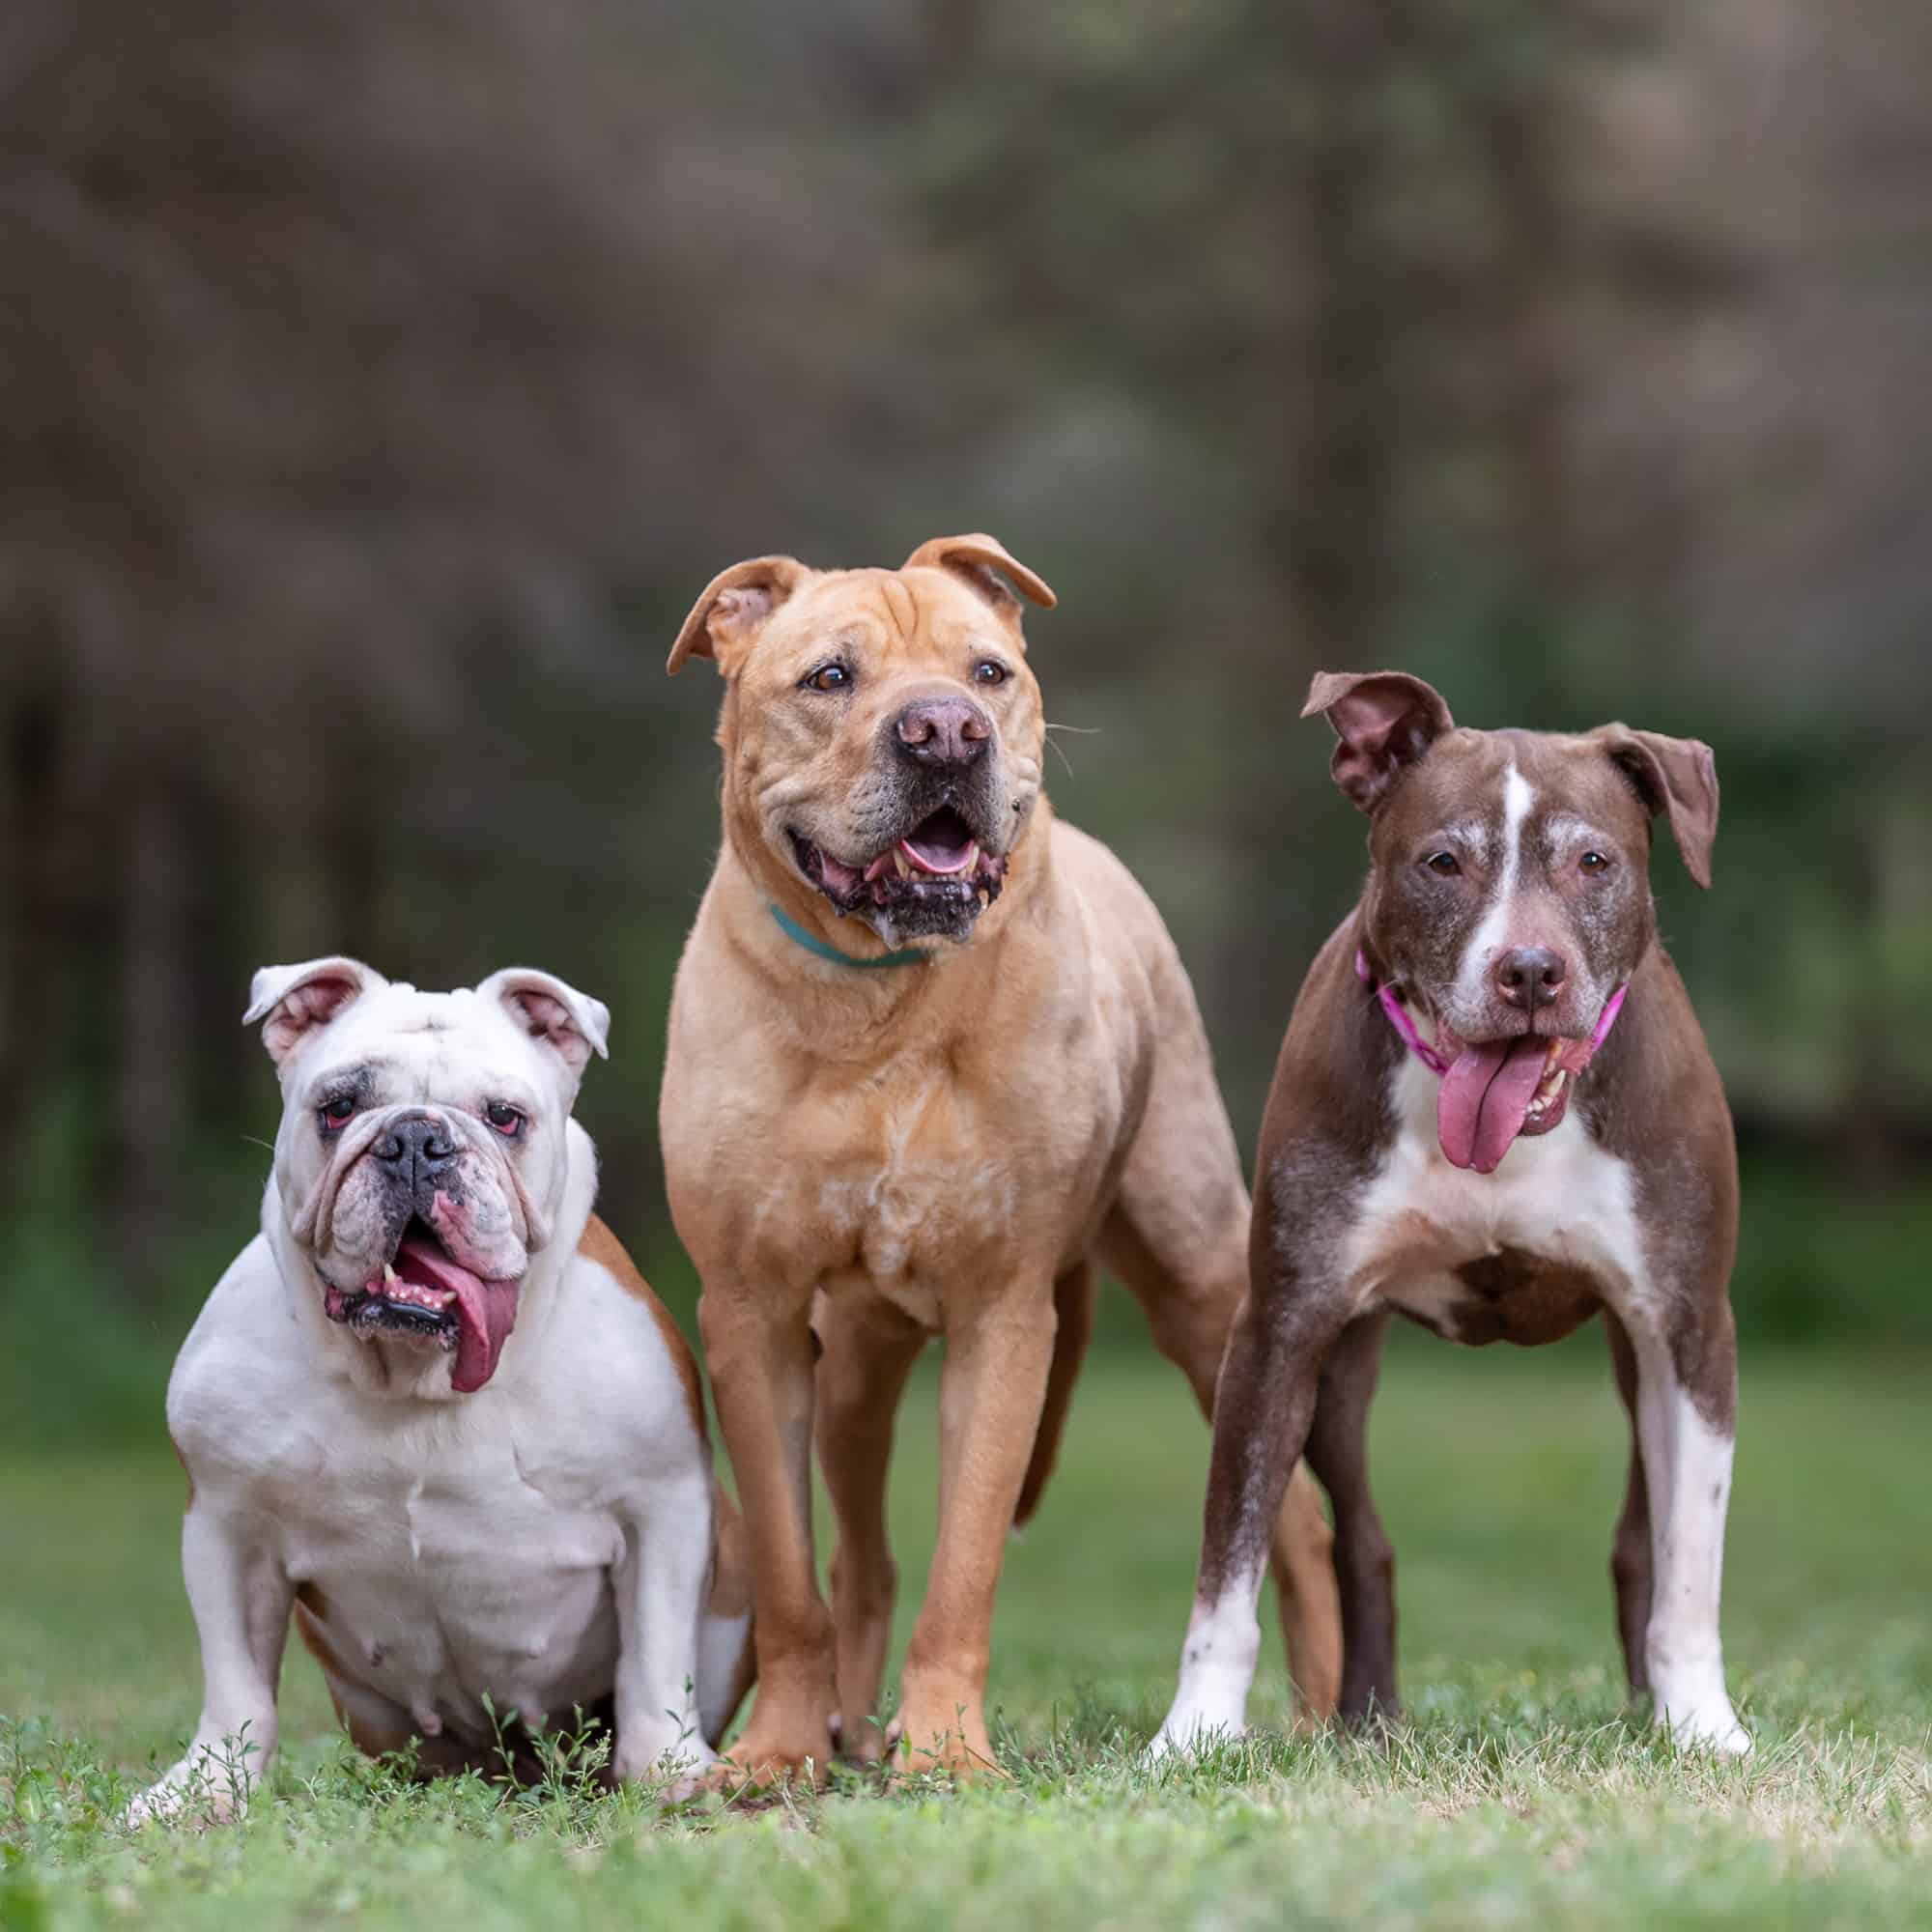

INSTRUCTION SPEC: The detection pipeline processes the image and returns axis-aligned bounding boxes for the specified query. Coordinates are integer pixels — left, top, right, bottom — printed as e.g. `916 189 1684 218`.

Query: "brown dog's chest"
1392 1245 1604 1348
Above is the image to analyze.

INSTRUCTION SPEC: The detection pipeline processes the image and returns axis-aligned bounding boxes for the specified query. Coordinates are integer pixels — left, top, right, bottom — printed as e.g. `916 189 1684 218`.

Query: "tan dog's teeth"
895 851 913 879
384 1263 400 1286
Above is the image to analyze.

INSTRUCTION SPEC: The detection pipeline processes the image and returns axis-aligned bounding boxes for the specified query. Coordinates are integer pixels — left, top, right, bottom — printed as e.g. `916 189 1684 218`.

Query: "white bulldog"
132 958 752 1823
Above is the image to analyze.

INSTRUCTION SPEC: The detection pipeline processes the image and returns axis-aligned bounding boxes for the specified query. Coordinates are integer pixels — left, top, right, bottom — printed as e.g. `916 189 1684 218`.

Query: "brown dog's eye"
1424 851 1461 877
802 663 851 693
973 660 1008 687
1579 851 1611 875
484 1102 524 1137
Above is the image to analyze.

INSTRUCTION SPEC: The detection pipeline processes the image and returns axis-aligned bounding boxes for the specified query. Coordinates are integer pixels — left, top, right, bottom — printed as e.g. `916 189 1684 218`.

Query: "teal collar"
769 901 928 970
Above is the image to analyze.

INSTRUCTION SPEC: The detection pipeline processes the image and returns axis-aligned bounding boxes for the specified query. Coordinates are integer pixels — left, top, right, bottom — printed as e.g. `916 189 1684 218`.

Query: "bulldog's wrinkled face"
1303 672 1718 1172
670 537 1055 951
247 960 609 1392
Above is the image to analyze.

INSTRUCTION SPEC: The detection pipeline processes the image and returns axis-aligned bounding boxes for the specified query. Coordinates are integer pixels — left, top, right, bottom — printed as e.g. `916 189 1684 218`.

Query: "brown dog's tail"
1014 1262 1099 1528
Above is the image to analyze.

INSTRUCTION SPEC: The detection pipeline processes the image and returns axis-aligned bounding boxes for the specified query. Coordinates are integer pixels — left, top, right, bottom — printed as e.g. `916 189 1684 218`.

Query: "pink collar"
1354 947 1627 1079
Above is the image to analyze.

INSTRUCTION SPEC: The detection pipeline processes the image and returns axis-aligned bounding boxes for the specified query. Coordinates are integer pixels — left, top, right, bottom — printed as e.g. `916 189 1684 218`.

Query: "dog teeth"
384 1262 400 1286
894 850 914 879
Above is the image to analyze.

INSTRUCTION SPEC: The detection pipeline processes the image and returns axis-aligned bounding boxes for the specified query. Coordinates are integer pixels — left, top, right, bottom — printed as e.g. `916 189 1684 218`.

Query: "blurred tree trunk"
114 780 192 1292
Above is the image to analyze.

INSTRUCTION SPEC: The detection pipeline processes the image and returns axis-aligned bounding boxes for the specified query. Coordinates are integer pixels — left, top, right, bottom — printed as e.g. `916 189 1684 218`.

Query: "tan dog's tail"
1013 1262 1099 1527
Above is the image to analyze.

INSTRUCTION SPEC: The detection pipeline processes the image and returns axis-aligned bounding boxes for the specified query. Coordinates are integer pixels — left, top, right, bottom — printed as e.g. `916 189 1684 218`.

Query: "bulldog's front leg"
611 1463 719 1793
697 1284 838 1786
129 1502 292 1825
894 1294 1057 1777
1622 1297 1750 1755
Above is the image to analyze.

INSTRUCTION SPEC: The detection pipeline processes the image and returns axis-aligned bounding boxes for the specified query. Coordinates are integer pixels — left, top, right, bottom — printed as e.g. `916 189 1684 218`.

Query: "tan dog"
659 534 1341 1782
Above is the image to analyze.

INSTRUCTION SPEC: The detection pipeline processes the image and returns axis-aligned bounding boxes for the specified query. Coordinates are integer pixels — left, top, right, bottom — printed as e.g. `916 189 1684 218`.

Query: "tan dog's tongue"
396 1237 519 1393
1437 1037 1549 1174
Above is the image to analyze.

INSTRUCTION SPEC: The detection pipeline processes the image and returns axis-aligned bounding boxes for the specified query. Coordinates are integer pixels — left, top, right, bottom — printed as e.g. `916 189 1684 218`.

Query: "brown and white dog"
1151 671 1750 1759
660 535 1342 1783
132 961 753 1823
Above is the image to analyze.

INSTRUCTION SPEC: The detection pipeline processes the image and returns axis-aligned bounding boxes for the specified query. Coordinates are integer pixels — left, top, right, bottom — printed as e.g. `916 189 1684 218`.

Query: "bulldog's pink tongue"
1437 1037 1550 1174
395 1237 519 1393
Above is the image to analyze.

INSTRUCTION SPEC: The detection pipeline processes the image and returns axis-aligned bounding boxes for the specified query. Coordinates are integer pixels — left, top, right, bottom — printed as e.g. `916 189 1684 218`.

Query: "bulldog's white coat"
132 960 749 1823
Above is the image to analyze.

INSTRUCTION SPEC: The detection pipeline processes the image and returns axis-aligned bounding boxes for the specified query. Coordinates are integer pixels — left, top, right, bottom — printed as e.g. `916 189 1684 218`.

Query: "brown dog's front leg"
894 1296 1057 1776
1151 1287 1348 1757
1302 1309 1398 1724
697 1286 838 1786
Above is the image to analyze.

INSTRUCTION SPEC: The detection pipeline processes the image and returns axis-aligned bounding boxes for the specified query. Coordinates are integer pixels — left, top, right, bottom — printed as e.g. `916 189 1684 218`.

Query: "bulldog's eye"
1423 851 1462 877
802 662 851 694
1579 850 1612 875
319 1095 357 1133
973 660 1008 687
484 1101 525 1137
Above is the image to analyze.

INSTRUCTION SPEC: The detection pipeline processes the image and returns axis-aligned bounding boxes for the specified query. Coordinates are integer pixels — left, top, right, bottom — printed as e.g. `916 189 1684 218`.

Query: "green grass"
4 1332 1929 1929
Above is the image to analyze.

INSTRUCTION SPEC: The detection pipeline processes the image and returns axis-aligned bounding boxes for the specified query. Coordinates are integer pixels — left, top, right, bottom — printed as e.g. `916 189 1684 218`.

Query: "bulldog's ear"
243 957 386 1068
667 555 809 676
1592 724 1719 888
476 968 611 1080
902 534 1057 620
1301 670 1455 814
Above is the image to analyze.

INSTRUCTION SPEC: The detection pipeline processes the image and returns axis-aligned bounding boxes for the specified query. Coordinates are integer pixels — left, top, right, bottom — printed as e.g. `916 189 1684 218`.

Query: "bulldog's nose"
1494 946 1567 1011
372 1114 459 1181
894 696 989 770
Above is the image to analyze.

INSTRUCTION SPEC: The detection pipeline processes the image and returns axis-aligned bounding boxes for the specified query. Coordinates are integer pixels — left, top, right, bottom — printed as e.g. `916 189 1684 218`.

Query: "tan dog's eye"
974 660 1008 687
1423 851 1461 877
802 663 852 693
1579 850 1611 875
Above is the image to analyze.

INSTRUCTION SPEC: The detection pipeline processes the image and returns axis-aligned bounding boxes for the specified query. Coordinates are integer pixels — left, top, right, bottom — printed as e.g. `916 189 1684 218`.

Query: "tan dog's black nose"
1495 947 1566 1011
895 696 989 770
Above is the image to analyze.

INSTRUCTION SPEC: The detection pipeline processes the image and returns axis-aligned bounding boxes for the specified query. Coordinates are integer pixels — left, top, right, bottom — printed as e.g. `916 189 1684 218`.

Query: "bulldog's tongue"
395 1237 519 1393
1437 1036 1550 1174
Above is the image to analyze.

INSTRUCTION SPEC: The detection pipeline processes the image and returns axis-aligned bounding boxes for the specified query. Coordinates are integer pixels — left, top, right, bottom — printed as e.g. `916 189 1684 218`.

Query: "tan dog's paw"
691 1724 833 1796
887 1710 1008 1783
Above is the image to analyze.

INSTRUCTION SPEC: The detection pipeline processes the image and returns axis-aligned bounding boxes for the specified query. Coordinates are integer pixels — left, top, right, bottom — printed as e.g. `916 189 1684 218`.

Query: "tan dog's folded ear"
244 958 387 1068
1592 725 1719 888
668 555 809 676
1302 670 1455 814
903 534 1057 616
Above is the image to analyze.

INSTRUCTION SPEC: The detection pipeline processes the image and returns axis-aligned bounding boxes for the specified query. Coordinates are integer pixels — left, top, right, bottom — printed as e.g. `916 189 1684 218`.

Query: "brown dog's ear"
902 533 1057 617
1592 725 1719 888
243 957 387 1069
1301 670 1455 814
667 555 809 676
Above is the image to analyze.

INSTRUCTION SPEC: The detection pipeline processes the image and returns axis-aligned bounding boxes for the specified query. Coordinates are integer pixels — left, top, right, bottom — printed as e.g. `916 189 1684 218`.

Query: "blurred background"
3 0 1928 1446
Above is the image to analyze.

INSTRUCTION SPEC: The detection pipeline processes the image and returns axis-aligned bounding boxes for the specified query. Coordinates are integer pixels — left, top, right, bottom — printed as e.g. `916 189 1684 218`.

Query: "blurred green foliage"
1 0 1927 1379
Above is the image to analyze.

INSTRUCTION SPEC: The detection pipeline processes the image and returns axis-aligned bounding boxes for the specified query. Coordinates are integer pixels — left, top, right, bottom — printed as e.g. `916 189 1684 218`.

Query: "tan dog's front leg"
815 1293 928 1763
895 1296 1056 1778
698 1285 838 1786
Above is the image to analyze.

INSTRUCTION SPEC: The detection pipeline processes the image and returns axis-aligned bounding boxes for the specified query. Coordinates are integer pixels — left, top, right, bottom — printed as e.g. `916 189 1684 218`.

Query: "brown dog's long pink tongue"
1437 1037 1548 1174
396 1237 520 1393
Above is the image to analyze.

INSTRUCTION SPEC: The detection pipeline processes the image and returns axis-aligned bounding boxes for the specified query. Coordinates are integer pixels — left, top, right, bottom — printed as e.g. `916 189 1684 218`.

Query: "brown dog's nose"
1494 947 1566 1011
895 696 989 770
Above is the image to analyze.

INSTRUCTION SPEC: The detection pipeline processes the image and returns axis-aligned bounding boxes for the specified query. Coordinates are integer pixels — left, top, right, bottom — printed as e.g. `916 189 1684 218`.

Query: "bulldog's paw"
125 1753 256 1829
615 1728 719 1804
1655 1694 1752 1757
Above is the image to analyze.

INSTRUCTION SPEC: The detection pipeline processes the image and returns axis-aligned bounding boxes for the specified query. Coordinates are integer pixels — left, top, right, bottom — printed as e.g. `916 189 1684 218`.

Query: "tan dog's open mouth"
789 806 1008 924
324 1219 522 1392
